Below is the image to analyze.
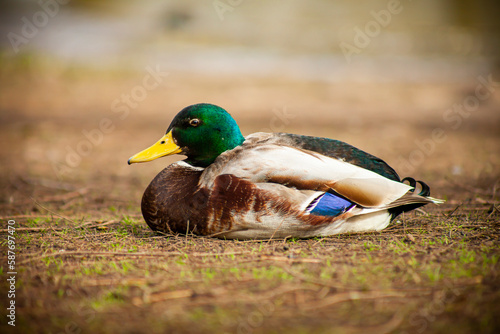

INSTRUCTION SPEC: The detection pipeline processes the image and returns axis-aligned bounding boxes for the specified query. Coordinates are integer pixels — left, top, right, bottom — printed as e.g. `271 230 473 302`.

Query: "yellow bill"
128 131 182 164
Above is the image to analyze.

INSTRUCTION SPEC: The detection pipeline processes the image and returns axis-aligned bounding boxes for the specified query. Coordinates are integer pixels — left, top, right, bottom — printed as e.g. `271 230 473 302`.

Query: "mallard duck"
128 103 443 239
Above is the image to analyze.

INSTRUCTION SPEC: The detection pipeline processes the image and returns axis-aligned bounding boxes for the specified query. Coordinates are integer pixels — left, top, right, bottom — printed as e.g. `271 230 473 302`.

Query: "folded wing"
200 141 414 210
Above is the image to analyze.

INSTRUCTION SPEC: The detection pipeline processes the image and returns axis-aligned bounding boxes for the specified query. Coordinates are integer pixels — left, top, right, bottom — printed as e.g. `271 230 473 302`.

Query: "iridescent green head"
128 103 245 167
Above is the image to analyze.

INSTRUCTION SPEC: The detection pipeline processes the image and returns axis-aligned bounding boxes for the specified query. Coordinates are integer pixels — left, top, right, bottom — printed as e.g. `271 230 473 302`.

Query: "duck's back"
247 133 400 181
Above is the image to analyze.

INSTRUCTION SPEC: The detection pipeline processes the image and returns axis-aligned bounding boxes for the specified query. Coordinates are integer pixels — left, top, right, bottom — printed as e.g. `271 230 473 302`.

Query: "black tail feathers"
389 177 433 220
402 177 430 197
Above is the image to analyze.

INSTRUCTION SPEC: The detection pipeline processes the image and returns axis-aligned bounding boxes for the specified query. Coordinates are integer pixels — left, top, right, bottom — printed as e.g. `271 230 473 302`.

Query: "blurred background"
2 0 499 80
1 0 499 210
1 2 499 332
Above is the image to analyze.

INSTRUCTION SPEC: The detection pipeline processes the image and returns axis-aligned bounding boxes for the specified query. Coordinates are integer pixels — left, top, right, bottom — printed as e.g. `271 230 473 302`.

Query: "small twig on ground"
488 205 500 217
312 238 326 247
267 219 286 243
30 196 78 225
75 220 119 229
445 203 462 218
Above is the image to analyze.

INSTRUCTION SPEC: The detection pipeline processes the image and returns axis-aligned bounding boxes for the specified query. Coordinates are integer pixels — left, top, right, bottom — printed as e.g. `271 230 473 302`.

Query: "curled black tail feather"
389 177 434 220
402 177 417 189
402 177 430 197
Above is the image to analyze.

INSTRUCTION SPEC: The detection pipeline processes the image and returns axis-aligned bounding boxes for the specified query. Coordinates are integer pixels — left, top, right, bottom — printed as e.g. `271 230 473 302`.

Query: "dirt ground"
1 62 499 333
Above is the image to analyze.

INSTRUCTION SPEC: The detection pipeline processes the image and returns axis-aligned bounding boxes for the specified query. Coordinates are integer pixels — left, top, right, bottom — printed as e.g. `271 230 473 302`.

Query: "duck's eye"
189 119 200 127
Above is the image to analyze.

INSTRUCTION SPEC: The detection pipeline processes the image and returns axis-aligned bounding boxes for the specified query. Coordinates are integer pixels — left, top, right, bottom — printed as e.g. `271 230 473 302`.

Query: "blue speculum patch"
308 191 355 217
